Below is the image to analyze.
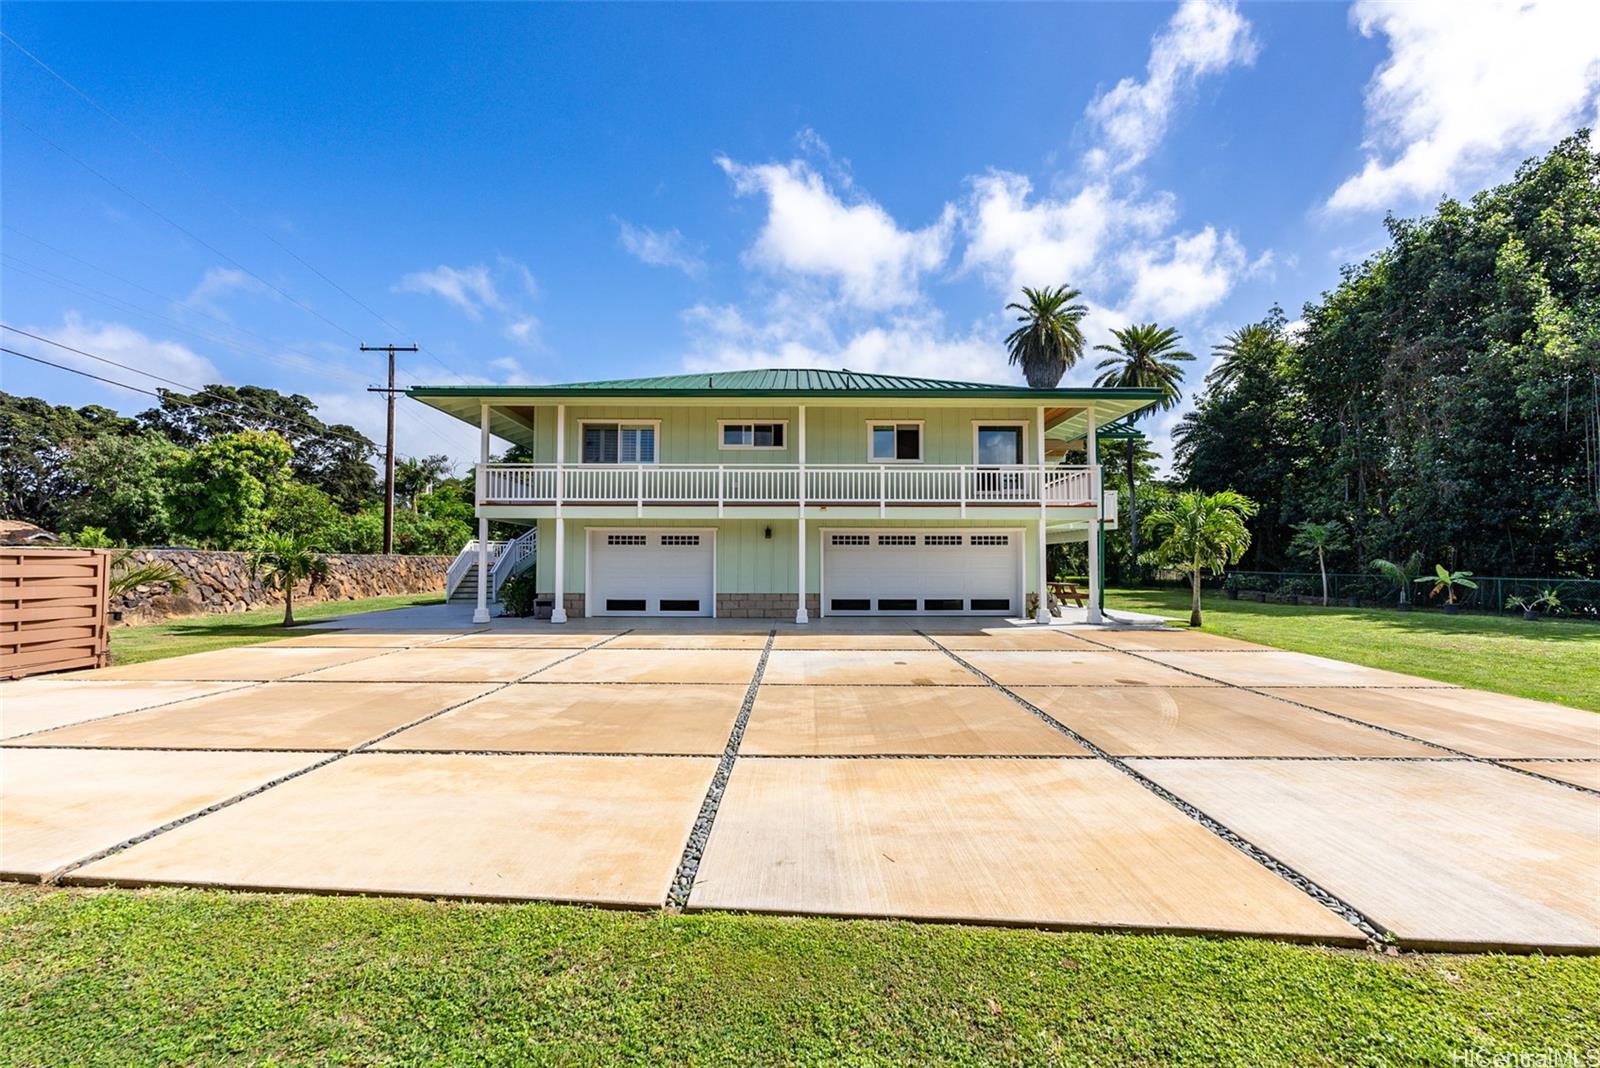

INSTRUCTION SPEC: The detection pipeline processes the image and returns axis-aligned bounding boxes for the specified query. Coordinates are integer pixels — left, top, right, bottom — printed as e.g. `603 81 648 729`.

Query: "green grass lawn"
2 886 1596 1066
109 593 445 665
1105 587 1600 712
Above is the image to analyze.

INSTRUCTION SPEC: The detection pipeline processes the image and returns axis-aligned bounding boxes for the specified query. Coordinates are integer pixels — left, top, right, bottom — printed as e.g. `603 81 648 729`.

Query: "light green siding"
516 404 1045 466
536 517 1042 596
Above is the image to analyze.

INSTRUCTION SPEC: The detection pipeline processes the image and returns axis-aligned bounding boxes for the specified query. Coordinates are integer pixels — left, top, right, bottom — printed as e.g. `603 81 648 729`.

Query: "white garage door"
822 529 1021 616
588 529 714 617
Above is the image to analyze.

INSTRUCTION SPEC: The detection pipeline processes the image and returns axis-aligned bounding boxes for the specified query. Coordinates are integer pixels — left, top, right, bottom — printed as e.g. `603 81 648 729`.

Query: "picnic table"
1048 581 1086 608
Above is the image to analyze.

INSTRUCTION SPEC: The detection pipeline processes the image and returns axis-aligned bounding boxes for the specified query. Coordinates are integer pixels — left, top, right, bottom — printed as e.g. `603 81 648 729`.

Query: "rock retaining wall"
111 549 449 624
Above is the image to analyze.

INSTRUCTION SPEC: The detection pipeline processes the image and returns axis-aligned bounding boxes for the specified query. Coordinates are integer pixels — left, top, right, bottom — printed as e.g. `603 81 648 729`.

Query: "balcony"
478 463 1098 511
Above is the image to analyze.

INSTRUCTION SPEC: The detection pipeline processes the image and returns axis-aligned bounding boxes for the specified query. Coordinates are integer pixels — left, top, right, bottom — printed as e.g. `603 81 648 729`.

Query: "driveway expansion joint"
667 630 775 908
917 631 1393 946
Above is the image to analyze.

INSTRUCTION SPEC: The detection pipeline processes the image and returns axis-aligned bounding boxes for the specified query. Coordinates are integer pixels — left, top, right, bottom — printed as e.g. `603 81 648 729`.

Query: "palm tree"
249 533 330 627
1004 286 1088 389
1140 489 1257 627
395 454 454 511
1092 323 1194 573
1288 520 1349 606
1206 321 1277 393
1371 552 1423 609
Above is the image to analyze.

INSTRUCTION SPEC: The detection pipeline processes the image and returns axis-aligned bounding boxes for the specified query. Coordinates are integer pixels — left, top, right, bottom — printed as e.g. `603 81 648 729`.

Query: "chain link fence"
1219 570 1600 621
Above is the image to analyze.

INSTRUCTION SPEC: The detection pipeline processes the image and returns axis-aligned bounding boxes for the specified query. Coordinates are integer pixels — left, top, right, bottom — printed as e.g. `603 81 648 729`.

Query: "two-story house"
410 369 1159 624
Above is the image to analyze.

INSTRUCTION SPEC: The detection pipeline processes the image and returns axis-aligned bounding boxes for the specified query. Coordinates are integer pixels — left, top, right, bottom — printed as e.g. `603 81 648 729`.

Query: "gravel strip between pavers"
666 630 776 908
46 629 634 883
917 631 1394 946
1068 633 1600 798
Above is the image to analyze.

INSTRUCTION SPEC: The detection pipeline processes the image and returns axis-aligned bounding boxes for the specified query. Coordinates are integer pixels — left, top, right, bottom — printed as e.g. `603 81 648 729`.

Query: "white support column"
1085 405 1103 624
551 403 569 624
473 404 492 624
1035 405 1051 623
795 404 808 624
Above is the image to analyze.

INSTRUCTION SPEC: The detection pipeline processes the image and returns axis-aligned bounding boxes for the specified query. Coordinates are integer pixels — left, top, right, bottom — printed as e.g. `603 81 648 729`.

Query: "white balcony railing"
479 463 1097 508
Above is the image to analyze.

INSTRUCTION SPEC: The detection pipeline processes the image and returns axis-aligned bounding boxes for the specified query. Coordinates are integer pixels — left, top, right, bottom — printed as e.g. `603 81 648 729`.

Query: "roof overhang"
409 385 1161 452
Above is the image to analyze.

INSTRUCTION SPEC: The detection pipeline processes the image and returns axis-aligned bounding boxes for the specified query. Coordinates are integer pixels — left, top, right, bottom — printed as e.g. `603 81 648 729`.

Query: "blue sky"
5 1 1599 470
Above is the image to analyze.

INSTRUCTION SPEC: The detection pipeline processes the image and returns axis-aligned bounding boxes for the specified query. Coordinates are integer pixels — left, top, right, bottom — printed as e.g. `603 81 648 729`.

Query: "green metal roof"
407 367 1163 449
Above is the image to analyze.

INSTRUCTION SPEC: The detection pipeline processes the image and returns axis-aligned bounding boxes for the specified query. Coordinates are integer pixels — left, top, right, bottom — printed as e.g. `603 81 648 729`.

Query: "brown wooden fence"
1 547 111 679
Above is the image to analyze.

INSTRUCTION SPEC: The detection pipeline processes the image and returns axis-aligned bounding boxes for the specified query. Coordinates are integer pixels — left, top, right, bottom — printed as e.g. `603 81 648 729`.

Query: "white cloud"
179 267 267 318
21 313 221 397
1119 227 1247 321
715 155 955 309
1328 0 1600 212
616 220 706 276
394 264 504 320
961 173 1175 293
502 316 540 347
1083 0 1258 173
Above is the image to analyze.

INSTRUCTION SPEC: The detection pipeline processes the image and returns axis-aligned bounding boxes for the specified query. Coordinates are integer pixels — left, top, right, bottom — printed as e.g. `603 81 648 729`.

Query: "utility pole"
363 343 418 555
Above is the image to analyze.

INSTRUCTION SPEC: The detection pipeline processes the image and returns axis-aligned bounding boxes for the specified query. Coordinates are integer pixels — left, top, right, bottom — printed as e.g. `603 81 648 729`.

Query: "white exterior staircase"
445 528 537 603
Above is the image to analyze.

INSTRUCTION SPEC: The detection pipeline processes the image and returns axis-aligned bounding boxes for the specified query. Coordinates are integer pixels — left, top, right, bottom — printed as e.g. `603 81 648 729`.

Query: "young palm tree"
395 454 454 511
1092 323 1194 572
1288 519 1349 606
1004 286 1088 389
1140 489 1257 627
1371 552 1423 608
249 533 330 627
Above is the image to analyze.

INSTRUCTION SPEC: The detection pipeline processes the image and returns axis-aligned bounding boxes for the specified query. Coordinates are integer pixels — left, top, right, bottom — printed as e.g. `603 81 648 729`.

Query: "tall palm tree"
249 533 330 627
1205 321 1278 393
1004 286 1088 389
1288 519 1349 606
395 454 454 510
1091 323 1194 572
1140 488 1258 627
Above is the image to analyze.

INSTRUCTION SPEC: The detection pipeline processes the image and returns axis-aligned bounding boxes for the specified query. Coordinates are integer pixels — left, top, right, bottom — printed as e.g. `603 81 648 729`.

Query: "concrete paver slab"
930 629 1089 651
1015 686 1441 757
79 647 388 682
1128 759 1600 952
771 633 934 650
741 686 1087 756
688 757 1361 942
72 753 717 906
376 684 745 755
431 631 619 649
1141 650 1455 688
1262 687 1600 759
264 632 454 648
296 647 573 683
1081 629 1274 652
1510 762 1600 791
9 682 496 751
606 633 770 650
0 680 249 740
959 650 1213 687
761 650 979 687
533 649 761 685
0 748 315 879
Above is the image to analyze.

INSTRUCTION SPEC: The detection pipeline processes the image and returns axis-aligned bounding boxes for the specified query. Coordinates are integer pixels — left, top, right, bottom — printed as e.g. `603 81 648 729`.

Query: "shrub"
499 572 538 617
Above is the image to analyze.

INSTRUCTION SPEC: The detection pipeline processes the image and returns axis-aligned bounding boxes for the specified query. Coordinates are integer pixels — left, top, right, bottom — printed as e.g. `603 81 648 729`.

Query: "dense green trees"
0 385 470 554
1177 133 1600 579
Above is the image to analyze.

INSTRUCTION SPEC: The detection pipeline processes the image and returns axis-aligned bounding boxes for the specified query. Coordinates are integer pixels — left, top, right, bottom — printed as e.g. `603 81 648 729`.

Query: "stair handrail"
489 527 538 597
444 539 508 600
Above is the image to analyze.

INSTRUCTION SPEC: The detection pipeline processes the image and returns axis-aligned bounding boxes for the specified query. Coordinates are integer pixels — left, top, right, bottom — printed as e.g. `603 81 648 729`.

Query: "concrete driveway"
3 613 1596 953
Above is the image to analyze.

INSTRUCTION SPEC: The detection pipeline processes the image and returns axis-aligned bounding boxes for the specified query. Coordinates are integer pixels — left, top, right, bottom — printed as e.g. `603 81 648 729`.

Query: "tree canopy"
1177 133 1600 579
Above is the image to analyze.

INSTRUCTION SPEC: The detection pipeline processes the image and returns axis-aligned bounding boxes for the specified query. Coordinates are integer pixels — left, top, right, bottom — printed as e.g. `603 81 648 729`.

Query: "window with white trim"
582 422 657 464
924 534 963 546
970 534 1011 546
606 534 648 546
830 534 870 546
877 534 916 546
868 422 922 462
719 421 786 450
659 534 702 546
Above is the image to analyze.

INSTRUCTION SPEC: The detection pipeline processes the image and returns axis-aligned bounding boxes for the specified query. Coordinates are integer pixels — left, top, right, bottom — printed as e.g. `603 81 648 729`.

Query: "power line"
2 324 378 450
2 345 163 398
2 30 475 385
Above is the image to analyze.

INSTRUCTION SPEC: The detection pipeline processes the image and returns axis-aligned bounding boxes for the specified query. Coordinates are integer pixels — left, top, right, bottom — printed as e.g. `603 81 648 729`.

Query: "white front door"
821 529 1022 615
588 529 714 616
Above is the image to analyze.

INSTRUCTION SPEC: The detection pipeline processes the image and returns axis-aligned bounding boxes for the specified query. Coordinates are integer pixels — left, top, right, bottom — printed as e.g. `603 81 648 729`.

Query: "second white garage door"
587 529 715 617
821 528 1023 616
